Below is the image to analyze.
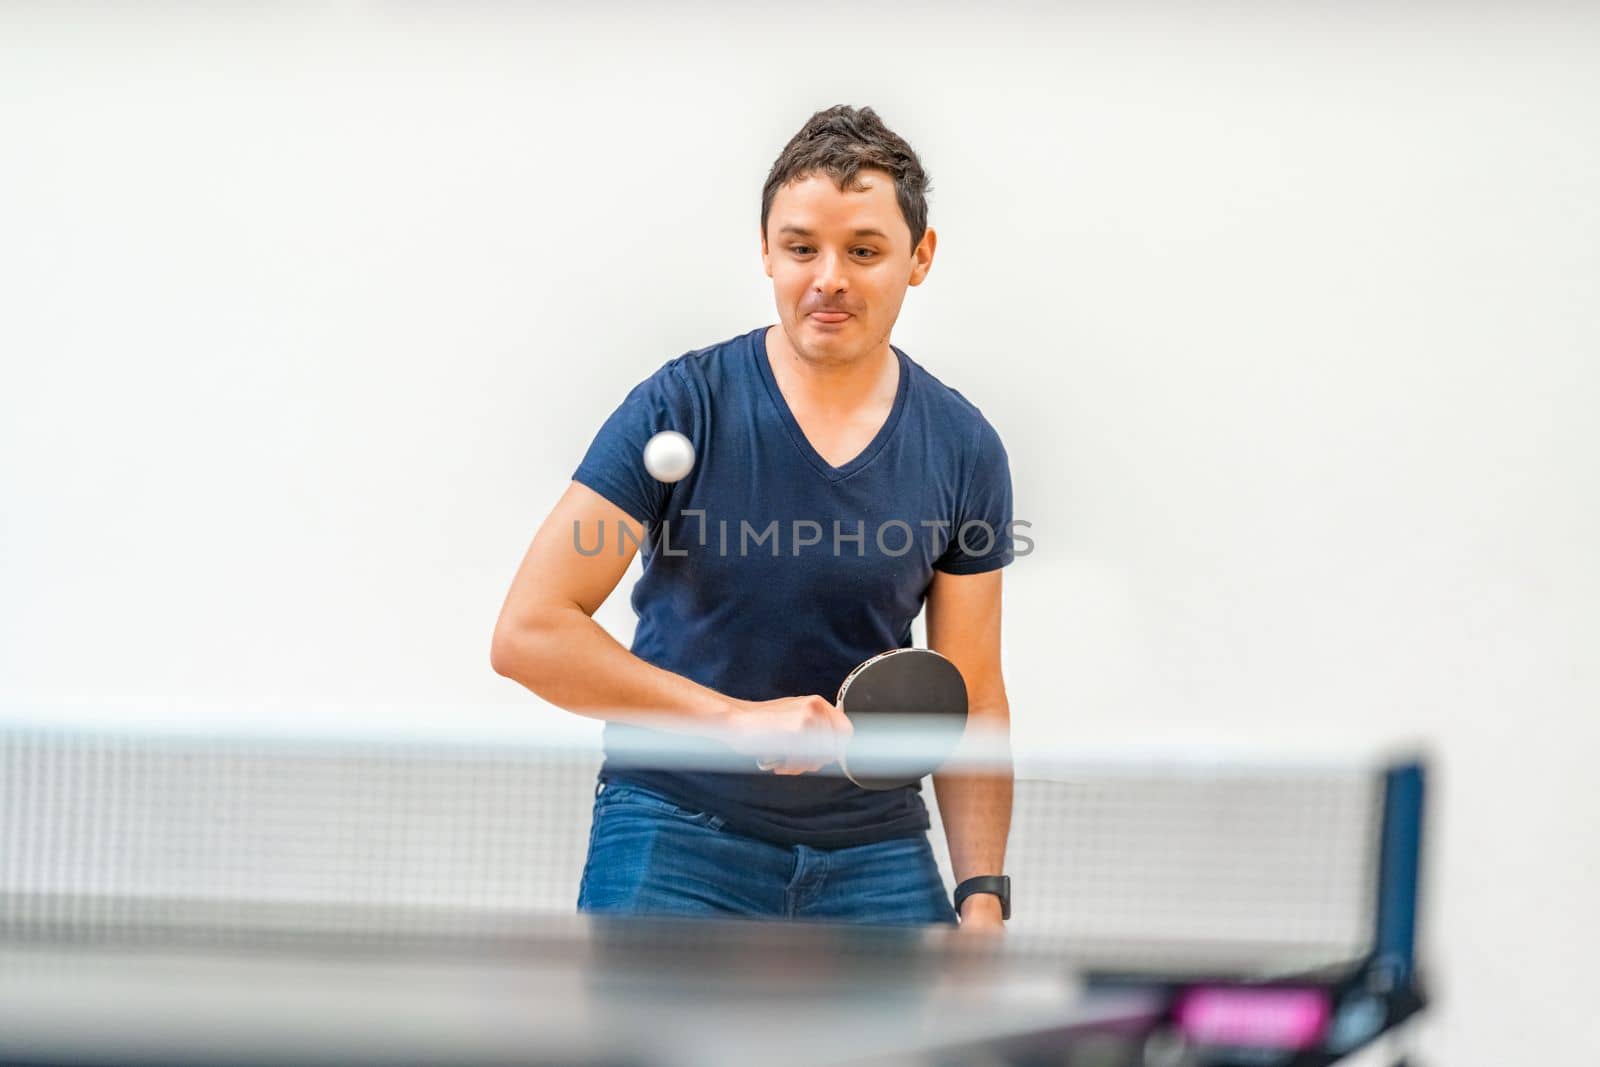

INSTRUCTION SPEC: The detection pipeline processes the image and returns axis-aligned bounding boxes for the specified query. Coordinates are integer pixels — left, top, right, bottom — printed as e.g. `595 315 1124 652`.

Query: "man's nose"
813 251 849 294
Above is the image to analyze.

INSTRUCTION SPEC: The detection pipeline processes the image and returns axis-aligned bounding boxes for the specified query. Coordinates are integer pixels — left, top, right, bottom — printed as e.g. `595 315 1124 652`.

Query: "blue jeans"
577 780 957 925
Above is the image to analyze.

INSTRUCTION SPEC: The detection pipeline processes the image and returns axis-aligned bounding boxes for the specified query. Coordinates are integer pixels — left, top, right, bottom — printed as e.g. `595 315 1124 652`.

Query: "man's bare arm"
926 567 1013 926
490 481 848 770
490 481 733 726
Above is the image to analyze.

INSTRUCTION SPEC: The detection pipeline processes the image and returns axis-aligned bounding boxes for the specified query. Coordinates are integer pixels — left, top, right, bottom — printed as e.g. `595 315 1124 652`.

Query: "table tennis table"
0 914 1143 1066
0 715 1429 1067
0 910 1422 1067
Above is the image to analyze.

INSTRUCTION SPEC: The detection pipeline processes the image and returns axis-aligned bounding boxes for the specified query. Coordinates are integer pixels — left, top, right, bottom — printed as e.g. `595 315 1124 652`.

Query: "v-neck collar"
755 325 911 483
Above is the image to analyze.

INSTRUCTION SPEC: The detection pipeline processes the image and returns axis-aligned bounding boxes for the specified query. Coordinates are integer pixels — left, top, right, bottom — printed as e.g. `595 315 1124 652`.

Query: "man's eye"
790 246 813 255
851 248 877 258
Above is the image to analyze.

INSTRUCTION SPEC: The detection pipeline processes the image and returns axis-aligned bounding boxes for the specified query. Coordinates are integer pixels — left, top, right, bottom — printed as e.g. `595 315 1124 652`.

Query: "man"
491 105 1014 931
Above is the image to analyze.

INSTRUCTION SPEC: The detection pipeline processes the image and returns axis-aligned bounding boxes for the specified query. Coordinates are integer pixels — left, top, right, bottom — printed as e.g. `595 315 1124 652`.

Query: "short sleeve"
935 419 1015 575
571 359 697 526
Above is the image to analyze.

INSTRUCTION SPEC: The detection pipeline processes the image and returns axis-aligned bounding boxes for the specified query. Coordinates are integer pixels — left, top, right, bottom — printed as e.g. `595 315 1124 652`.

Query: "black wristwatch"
953 875 1011 920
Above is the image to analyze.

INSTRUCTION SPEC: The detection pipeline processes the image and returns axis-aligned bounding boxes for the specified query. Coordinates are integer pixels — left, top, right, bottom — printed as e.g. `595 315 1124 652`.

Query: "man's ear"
909 225 937 286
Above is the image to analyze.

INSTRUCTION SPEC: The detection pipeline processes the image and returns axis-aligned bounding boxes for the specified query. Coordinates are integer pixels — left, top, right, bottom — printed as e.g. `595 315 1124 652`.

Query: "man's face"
761 168 935 367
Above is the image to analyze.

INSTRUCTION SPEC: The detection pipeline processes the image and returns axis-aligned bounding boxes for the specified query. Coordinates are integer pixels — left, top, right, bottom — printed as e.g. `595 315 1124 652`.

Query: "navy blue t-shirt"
571 325 1014 848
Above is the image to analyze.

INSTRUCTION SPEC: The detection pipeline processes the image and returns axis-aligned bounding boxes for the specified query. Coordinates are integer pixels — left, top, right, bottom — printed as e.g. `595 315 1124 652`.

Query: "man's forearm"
491 606 736 733
932 705 1014 886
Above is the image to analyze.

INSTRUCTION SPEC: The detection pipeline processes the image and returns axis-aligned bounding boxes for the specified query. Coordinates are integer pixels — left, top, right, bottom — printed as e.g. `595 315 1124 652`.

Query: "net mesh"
1 721 1382 969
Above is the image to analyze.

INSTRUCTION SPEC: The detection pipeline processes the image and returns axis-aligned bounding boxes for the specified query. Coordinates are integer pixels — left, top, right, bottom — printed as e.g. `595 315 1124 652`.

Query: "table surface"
0 913 1187 1067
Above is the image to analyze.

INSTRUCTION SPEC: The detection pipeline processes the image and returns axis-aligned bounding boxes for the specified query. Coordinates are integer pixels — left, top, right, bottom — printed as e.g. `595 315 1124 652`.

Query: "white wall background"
2 4 1596 1063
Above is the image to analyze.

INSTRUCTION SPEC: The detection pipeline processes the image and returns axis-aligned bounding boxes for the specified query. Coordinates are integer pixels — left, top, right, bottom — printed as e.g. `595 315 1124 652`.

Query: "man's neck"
764 324 897 416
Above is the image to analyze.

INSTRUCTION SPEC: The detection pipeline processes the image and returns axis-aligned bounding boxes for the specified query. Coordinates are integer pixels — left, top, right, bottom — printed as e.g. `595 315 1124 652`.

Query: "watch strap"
953 874 1011 920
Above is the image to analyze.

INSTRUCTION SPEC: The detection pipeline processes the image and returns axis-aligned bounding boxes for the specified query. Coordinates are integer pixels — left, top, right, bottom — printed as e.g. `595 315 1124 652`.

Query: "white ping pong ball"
643 430 696 483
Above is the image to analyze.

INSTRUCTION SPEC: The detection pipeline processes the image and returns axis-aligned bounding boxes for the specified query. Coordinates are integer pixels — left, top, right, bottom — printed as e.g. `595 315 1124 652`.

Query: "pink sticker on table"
1175 986 1331 1050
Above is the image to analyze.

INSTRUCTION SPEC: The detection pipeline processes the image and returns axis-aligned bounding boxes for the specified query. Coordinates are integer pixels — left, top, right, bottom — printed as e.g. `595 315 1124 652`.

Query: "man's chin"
795 338 861 367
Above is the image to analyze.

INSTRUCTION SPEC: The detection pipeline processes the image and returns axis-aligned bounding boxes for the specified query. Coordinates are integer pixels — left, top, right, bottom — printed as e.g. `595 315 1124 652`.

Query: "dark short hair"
761 105 931 252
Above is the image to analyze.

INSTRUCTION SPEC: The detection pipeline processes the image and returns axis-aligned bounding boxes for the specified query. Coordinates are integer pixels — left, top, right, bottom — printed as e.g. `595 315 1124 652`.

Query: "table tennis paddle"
835 647 968 790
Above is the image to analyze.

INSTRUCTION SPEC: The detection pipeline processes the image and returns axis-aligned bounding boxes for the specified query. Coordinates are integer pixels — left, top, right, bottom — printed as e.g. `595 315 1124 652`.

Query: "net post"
1370 759 1426 991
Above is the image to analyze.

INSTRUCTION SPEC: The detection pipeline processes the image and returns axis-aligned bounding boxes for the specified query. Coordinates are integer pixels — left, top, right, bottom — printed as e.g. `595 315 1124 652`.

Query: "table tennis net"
1 719 1386 972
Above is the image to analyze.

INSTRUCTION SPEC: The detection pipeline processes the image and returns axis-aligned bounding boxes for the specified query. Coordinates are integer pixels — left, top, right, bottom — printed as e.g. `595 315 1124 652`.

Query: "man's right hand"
722 696 855 776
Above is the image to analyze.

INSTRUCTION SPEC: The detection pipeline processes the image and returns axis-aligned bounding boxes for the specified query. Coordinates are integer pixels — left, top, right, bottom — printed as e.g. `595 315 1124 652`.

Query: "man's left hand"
957 892 1005 933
